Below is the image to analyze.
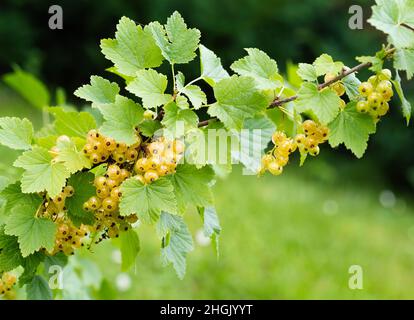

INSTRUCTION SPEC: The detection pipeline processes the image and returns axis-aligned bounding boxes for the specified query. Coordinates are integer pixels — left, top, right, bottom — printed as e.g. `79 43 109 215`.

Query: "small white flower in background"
379 190 396 208
323 200 338 215
116 273 132 292
196 229 211 247
111 249 122 264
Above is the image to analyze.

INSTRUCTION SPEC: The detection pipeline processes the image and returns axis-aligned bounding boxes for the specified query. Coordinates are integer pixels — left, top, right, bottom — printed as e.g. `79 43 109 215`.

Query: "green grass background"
1 86 414 299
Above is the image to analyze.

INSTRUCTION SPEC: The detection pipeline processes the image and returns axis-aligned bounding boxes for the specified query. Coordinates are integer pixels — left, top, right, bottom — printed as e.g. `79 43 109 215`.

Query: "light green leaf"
199 45 229 86
231 48 281 90
313 54 344 76
120 177 177 224
208 75 268 130
168 164 214 213
126 69 172 109
356 55 384 73
65 172 96 226
342 71 362 100
48 107 97 139
394 48 414 80
74 76 119 108
328 102 376 158
55 138 92 174
5 204 57 257
368 0 414 49
297 63 318 82
176 95 190 109
392 71 412 124
14 147 70 198
139 120 162 137
157 212 193 279
296 83 341 124
179 85 206 109
286 61 303 87
266 103 299 137
0 117 33 150
100 17 163 76
0 182 42 214
26 275 53 300
149 11 200 64
198 206 221 255
161 102 199 138
99 95 144 145
3 69 50 109
120 229 140 271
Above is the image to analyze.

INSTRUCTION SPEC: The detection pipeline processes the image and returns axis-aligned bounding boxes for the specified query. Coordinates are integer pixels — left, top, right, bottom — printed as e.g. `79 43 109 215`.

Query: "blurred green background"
1 0 414 299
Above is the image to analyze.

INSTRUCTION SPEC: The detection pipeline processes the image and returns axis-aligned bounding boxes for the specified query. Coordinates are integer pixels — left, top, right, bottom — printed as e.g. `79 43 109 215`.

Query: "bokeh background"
0 0 414 299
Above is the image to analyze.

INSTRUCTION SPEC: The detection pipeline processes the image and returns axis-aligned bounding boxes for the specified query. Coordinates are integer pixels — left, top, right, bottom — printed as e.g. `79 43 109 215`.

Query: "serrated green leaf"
231 48 281 90
157 212 193 279
65 172 96 226
392 71 412 124
0 182 42 214
120 229 140 271
149 11 200 64
208 75 268 130
99 95 144 145
19 252 45 286
266 103 299 137
168 164 214 213
328 102 376 158
14 146 70 198
179 85 206 109
161 102 199 138
368 0 414 49
120 177 177 224
100 17 163 76
394 48 414 80
297 63 318 82
74 76 119 108
139 120 162 137
176 95 190 109
356 55 384 73
313 54 344 76
198 206 221 256
3 69 50 109
55 138 92 174
0 117 33 150
296 83 341 124
48 107 97 139
5 204 57 257
342 71 362 100
126 69 172 109
26 275 53 300
199 45 229 86
0 226 23 272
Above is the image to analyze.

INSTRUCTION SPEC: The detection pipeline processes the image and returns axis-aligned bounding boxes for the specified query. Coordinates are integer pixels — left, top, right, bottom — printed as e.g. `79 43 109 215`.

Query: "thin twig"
401 23 414 33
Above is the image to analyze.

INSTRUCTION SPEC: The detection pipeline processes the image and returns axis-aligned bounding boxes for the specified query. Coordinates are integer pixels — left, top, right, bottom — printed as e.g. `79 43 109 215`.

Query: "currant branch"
197 47 396 127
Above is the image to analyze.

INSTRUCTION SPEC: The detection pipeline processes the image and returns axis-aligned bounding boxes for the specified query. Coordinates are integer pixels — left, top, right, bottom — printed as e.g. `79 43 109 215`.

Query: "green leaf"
328 102 376 158
232 115 276 173
139 120 162 137
55 138 92 174
14 146 70 198
179 85 206 109
65 172 96 226
392 71 412 124
5 204 57 257
342 71 362 100
120 229 140 271
126 69 172 109
26 275 53 300
74 76 119 108
297 63 318 82
313 54 344 76
356 55 383 73
394 48 414 80
0 182 42 214
149 11 200 64
208 75 268 130
286 61 303 87
120 177 177 224
199 45 229 86
0 117 33 150
99 95 144 145
161 102 199 138
231 48 281 90
266 103 299 137
198 206 221 255
48 107 97 139
100 17 163 76
19 252 45 286
157 212 193 279
0 226 23 272
168 164 214 213
368 0 414 49
3 69 50 109
295 83 341 124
